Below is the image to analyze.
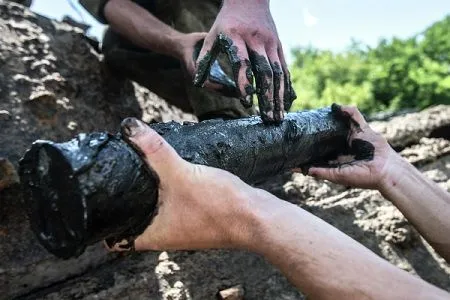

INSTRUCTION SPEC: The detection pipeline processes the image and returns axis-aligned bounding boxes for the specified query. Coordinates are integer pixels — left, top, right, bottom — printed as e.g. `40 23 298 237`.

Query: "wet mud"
194 33 297 123
193 39 237 97
19 133 159 259
194 34 257 110
19 106 350 258
271 61 283 122
248 49 274 123
283 71 297 111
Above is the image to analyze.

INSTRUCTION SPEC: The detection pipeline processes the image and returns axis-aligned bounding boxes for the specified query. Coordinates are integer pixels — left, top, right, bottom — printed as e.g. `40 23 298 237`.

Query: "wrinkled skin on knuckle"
248 28 275 44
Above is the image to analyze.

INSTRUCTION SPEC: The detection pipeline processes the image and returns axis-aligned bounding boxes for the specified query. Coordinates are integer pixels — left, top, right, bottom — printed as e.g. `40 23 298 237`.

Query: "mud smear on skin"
194 34 255 107
328 103 376 165
194 34 298 122
271 61 283 122
248 49 275 123
193 39 237 97
241 59 255 107
283 71 297 111
19 106 351 258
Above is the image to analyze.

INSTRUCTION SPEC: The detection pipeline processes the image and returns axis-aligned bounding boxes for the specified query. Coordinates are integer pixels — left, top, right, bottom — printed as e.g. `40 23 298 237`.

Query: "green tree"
289 15 450 113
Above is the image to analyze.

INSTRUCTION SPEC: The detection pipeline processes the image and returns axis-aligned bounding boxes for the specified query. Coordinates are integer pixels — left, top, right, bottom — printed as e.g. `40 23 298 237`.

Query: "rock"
0 110 11 121
0 158 19 191
219 285 245 300
370 105 450 150
400 138 450 166
62 15 90 32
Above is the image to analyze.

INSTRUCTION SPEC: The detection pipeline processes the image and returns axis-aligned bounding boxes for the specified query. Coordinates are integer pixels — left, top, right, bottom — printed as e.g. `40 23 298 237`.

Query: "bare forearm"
243 188 448 299
104 0 182 58
380 154 450 262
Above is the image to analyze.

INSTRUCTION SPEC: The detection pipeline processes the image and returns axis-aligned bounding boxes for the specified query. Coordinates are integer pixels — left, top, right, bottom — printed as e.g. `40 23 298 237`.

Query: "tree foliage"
290 15 450 113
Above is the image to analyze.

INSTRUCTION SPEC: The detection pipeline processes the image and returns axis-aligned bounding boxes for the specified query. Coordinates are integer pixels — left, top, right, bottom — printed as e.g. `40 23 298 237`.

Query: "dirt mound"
0 2 449 299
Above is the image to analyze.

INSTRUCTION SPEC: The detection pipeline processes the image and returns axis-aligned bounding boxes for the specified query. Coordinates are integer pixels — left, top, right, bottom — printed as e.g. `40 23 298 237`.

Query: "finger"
104 239 134 252
192 35 208 61
120 118 183 177
248 47 275 123
336 104 369 130
278 44 297 111
308 166 345 183
193 34 220 87
309 162 369 186
193 36 239 96
134 231 153 251
214 33 255 108
267 45 284 122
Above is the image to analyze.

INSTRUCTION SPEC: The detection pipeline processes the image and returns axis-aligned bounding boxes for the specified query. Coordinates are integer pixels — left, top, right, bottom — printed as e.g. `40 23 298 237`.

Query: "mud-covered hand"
106 118 254 252
308 105 399 190
193 0 296 123
176 32 239 98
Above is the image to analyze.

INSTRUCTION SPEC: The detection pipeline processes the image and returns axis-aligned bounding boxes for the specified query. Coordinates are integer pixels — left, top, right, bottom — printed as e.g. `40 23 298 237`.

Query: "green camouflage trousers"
100 0 254 120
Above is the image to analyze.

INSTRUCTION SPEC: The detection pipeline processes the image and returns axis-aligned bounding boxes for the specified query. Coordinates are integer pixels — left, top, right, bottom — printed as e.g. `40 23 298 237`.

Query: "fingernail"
121 117 146 138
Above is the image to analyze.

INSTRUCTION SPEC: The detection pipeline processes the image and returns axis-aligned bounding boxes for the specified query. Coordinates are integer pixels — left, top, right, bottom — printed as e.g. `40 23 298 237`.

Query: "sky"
31 0 450 63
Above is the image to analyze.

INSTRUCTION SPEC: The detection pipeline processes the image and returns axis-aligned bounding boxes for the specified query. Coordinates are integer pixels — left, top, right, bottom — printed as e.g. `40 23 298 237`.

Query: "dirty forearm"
380 155 450 262
243 188 449 299
103 0 183 59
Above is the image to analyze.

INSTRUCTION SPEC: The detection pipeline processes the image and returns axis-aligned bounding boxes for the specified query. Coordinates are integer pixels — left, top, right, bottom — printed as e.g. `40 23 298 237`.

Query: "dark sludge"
19 106 350 259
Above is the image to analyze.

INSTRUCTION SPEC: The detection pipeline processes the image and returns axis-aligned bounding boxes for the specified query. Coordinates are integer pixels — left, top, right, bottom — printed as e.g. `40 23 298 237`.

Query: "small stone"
218 285 244 300
0 158 19 191
67 121 78 131
158 251 169 261
26 90 57 120
0 110 12 121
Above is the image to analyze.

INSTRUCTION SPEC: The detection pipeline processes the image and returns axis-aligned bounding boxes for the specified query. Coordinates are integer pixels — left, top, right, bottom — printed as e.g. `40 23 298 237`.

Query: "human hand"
106 118 255 252
193 0 296 123
176 32 239 98
308 105 399 190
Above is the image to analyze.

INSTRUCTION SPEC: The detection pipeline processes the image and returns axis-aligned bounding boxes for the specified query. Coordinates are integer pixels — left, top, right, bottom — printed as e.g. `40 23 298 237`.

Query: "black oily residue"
192 39 237 96
248 49 274 123
193 33 241 88
331 103 362 133
283 70 297 111
19 106 350 259
216 33 241 90
271 62 283 122
194 34 257 103
151 107 349 184
240 84 255 108
350 138 375 161
245 59 254 83
19 133 158 259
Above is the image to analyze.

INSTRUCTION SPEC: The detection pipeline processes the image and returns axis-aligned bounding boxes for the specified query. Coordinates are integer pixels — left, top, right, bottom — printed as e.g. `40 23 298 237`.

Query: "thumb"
121 118 183 177
308 166 344 183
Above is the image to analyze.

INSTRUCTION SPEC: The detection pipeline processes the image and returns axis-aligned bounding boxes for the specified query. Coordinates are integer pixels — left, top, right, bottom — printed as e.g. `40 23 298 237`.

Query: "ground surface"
0 1 449 299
